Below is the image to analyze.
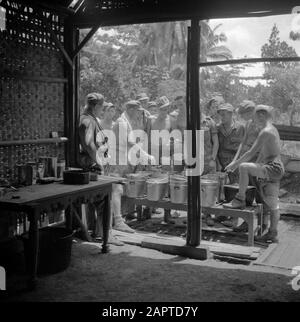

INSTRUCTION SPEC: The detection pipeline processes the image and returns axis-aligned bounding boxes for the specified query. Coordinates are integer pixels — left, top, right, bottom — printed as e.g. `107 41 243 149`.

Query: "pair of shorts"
257 159 284 182
251 163 283 211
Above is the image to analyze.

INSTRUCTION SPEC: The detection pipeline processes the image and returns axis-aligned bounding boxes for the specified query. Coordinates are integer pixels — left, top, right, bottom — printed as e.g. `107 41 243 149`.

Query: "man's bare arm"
226 130 268 171
79 119 98 164
211 133 219 161
232 128 248 163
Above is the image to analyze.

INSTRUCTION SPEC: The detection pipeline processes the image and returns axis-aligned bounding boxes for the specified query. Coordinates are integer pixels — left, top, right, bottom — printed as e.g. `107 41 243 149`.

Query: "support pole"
186 18 201 247
64 20 79 167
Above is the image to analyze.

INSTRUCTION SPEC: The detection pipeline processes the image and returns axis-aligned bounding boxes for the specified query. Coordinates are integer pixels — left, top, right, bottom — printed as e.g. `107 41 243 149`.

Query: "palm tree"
130 20 232 72
200 21 233 62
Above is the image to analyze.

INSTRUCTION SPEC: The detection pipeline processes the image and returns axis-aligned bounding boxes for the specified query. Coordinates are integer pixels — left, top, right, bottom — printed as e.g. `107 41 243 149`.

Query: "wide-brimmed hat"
136 93 149 102
209 95 225 105
238 100 256 114
255 105 273 115
126 100 143 110
103 102 115 112
217 103 234 113
148 101 157 108
86 92 104 104
157 96 170 109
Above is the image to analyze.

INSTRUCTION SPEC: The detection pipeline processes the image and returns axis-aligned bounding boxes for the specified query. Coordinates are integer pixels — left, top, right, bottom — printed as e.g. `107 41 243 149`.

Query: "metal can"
56 160 66 179
16 164 27 186
37 162 45 180
26 161 37 185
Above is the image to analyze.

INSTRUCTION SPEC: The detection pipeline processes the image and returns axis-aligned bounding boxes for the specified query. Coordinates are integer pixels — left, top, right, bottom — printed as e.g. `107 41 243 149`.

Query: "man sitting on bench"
223 105 284 243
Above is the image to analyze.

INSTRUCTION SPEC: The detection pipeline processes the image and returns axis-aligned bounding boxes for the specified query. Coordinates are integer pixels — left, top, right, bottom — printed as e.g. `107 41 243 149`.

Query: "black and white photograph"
1 0 300 307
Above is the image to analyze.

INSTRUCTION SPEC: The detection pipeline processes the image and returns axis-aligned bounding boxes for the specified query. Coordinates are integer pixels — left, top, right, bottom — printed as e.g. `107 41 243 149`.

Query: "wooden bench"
130 198 263 246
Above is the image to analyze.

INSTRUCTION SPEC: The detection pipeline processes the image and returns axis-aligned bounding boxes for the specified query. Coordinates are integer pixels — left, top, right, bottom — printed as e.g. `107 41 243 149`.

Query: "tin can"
26 161 37 184
37 162 45 180
16 164 27 186
56 160 66 179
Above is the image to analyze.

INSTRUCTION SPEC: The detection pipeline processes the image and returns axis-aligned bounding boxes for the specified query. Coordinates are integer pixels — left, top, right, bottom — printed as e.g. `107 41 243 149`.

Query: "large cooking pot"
146 177 169 201
200 179 219 207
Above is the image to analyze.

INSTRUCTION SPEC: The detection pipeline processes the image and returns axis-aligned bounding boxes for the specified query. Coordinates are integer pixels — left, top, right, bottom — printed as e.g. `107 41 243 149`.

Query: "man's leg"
112 183 135 233
224 162 265 209
255 182 280 243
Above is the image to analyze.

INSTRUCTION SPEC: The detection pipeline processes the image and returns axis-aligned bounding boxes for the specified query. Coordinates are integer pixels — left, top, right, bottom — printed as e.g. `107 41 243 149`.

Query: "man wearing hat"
147 101 158 118
217 103 245 183
231 100 260 163
206 95 225 124
224 105 284 243
151 96 172 132
110 100 155 228
79 93 107 171
79 93 123 245
136 92 149 108
100 102 116 131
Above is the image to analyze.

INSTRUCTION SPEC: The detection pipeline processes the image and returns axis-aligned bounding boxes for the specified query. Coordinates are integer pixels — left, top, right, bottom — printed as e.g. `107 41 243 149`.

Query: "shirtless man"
79 93 123 246
224 105 285 243
232 100 260 163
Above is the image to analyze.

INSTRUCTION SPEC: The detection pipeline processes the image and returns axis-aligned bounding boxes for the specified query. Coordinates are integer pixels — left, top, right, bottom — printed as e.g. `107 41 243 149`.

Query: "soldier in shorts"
224 105 284 243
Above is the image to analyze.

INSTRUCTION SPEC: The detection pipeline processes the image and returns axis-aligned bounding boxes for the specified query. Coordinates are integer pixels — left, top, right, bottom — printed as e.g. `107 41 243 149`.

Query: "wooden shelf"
0 137 68 147
0 75 68 83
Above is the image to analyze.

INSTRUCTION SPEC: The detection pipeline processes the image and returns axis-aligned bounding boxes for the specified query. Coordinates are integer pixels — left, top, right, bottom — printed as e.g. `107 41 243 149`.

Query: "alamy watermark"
291 266 300 291
99 128 204 176
0 266 5 291
291 7 300 34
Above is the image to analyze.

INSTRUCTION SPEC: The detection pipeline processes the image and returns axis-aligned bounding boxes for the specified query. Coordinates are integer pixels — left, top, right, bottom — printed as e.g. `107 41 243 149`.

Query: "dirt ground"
4 172 300 302
5 238 300 302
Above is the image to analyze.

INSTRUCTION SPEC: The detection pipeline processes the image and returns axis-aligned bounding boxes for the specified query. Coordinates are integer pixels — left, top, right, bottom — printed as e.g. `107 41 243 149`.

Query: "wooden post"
64 20 79 167
186 19 201 247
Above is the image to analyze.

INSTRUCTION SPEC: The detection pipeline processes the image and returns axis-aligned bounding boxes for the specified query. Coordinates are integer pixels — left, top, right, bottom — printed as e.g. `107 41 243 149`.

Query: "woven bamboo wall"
0 1 65 183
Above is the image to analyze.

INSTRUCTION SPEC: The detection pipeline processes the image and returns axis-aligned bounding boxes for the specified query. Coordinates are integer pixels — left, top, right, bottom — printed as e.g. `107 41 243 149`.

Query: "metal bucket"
200 179 219 207
124 178 146 198
147 178 169 201
170 182 188 204
201 172 228 202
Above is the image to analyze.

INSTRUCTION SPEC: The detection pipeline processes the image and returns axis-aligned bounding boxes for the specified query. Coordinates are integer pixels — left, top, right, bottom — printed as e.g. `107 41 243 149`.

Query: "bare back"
256 123 281 164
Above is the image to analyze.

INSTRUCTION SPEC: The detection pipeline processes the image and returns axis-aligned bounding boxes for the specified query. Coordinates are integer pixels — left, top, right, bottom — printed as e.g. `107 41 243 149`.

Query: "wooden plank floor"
113 230 262 260
254 218 300 270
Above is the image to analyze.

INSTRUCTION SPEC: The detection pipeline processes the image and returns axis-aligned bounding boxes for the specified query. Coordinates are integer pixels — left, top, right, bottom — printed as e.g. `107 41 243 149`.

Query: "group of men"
203 96 284 243
78 91 284 245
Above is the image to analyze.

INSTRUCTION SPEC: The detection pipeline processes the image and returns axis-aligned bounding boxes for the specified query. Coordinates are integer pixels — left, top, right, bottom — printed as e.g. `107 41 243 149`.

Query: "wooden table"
131 197 263 246
0 179 114 290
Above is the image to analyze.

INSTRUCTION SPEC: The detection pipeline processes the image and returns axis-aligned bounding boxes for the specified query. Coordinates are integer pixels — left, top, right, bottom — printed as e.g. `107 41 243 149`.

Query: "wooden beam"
0 74 68 83
64 20 79 167
17 0 75 16
72 24 100 60
199 57 300 67
0 137 68 147
71 4 292 29
72 0 86 13
186 19 201 247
